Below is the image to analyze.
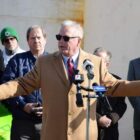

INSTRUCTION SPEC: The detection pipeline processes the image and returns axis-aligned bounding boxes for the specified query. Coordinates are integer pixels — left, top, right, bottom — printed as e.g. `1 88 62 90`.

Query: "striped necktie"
67 58 74 82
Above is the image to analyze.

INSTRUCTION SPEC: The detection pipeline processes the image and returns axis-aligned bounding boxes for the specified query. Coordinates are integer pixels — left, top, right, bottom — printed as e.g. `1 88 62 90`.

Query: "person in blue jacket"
1 25 48 140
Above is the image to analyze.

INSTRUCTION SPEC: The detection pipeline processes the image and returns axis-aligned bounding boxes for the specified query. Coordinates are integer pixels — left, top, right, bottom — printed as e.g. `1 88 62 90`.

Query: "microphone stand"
84 72 94 140
83 82 106 140
85 78 91 140
73 70 93 140
73 70 106 140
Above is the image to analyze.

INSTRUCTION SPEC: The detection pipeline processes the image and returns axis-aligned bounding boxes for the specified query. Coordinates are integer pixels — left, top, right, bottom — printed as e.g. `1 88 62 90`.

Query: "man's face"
57 26 81 57
27 28 46 55
3 36 18 51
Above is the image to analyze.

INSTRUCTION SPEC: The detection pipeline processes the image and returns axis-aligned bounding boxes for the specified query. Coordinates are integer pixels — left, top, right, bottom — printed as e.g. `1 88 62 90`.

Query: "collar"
62 49 79 65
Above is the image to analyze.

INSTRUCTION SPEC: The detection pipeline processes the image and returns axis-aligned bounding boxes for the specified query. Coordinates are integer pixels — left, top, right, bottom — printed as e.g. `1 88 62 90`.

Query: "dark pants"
11 119 42 140
134 130 140 140
98 124 119 140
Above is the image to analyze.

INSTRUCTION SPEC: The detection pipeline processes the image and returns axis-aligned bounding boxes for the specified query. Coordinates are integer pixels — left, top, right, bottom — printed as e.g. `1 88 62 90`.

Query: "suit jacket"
127 58 140 130
0 49 140 140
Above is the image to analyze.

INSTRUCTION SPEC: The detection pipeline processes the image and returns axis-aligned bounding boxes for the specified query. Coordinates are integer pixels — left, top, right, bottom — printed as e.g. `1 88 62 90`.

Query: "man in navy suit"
128 58 140 140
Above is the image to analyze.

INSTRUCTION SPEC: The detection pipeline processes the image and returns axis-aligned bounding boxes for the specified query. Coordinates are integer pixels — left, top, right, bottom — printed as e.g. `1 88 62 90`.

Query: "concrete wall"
0 0 140 139
84 0 140 79
0 0 84 52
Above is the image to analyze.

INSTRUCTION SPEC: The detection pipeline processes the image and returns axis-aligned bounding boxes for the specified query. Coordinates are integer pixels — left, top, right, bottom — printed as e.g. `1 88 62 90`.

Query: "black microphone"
73 70 84 107
83 59 94 80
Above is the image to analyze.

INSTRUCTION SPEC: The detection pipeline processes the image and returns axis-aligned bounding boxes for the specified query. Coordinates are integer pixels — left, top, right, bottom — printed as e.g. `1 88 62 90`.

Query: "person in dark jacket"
94 47 127 140
1 25 48 140
0 26 25 140
127 58 140 140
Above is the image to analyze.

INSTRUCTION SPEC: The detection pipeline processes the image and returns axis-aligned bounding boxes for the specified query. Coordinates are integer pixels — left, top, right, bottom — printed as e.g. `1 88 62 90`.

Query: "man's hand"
23 103 43 117
98 115 112 128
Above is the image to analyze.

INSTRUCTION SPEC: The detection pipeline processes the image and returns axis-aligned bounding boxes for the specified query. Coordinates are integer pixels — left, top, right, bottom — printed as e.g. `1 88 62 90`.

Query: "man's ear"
77 38 81 46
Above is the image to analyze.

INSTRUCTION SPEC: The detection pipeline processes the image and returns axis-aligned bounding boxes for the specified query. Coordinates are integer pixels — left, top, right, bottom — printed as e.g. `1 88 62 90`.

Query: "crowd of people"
0 20 139 140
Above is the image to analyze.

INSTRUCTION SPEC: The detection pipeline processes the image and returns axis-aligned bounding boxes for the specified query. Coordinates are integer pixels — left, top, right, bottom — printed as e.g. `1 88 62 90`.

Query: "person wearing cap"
0 27 25 140
0 27 24 139
0 27 25 68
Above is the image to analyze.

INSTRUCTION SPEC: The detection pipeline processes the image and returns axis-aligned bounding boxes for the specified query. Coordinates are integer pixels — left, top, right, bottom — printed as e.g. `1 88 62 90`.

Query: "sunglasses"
4 37 15 43
56 34 79 42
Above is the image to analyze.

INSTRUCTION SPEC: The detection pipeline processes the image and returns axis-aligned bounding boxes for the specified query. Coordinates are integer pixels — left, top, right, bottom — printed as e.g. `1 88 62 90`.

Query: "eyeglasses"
4 37 15 43
56 34 79 42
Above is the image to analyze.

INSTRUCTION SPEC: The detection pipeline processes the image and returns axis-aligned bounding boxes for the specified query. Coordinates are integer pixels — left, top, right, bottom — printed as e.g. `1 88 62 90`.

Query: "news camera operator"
94 47 127 140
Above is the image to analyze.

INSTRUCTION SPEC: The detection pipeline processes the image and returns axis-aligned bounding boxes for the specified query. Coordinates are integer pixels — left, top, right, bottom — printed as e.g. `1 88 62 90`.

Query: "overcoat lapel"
53 52 70 88
52 50 90 91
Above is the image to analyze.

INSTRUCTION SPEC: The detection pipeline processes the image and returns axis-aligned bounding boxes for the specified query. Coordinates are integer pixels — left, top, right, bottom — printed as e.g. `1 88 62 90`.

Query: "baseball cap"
0 27 19 43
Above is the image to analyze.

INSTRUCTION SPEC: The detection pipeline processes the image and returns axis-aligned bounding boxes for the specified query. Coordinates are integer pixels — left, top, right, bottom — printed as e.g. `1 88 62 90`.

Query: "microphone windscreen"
83 59 93 70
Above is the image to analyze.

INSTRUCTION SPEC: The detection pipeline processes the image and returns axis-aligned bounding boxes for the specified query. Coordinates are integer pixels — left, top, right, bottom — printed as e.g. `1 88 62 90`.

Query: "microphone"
92 83 106 97
73 70 84 107
93 83 112 111
83 59 94 80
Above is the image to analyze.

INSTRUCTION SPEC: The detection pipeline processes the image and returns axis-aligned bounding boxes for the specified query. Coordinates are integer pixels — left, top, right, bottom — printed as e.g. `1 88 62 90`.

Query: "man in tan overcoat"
0 20 140 140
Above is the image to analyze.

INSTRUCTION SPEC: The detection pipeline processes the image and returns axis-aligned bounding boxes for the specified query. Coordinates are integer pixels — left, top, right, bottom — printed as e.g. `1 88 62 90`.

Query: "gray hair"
26 25 47 41
93 47 112 62
61 20 84 39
